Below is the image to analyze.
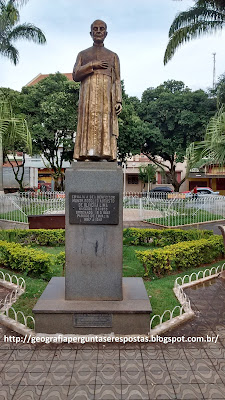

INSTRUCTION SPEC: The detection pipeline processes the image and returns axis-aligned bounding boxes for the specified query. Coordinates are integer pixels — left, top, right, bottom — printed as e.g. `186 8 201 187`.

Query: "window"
161 174 171 184
216 179 225 190
127 175 139 185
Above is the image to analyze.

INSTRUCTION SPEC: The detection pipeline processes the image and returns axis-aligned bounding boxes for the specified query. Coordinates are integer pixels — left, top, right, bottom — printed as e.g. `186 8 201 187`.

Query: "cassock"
73 43 122 161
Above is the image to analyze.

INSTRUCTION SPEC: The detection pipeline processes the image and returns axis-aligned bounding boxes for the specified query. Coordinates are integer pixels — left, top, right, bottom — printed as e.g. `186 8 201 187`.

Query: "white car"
185 187 220 197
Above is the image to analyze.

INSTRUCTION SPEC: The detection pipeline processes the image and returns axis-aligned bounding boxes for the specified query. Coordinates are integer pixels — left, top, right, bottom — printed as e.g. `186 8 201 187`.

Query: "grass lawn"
147 209 224 226
1 242 224 329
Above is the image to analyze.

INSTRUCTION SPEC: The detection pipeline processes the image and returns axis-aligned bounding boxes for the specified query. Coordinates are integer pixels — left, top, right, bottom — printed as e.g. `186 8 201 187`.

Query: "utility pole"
212 52 216 90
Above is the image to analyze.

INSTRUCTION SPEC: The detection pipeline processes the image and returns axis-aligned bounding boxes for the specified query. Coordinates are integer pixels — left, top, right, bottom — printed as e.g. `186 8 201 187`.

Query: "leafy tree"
0 0 46 65
19 73 79 190
164 0 225 64
138 164 156 191
0 92 32 191
117 82 151 161
137 80 217 191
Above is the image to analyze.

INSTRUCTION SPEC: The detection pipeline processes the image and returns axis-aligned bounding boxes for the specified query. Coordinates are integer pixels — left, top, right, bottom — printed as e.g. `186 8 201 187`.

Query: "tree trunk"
7 154 25 192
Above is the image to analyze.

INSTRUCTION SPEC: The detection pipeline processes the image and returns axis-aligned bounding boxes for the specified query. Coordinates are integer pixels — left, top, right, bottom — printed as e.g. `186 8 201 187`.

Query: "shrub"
123 228 213 246
0 229 65 246
56 251 65 272
0 240 53 277
136 236 224 277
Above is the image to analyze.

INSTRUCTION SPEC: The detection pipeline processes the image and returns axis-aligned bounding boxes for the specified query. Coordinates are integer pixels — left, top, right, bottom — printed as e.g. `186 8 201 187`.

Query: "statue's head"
90 20 107 44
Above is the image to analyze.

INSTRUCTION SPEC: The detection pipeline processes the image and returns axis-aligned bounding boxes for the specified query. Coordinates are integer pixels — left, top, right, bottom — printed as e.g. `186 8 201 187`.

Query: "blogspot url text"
3 334 219 345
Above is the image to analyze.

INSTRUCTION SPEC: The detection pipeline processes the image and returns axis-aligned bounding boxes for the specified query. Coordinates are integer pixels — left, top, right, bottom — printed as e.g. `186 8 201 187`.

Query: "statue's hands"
115 103 122 116
92 60 108 69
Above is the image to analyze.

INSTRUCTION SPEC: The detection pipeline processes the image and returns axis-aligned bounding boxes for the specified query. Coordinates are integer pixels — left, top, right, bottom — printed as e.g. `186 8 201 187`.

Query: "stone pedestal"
33 277 151 334
65 163 123 301
33 162 151 334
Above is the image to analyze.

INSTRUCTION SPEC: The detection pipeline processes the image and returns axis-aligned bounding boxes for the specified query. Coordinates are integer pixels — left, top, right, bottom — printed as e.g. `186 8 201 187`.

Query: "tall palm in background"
164 0 225 65
0 0 46 65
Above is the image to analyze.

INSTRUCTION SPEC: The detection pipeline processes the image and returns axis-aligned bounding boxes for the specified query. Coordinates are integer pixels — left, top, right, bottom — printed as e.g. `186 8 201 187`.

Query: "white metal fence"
1 191 225 226
0 193 65 223
123 192 225 226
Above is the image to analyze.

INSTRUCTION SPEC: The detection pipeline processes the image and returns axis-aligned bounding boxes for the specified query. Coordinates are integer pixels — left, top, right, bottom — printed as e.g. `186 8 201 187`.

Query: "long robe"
73 44 122 161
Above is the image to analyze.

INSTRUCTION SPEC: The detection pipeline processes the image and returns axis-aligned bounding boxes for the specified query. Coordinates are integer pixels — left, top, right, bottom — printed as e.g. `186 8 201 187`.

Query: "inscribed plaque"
69 193 119 225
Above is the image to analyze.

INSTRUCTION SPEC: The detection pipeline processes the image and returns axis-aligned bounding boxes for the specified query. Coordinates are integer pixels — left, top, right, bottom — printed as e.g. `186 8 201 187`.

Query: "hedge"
123 228 213 247
136 236 224 277
0 229 65 246
0 240 53 276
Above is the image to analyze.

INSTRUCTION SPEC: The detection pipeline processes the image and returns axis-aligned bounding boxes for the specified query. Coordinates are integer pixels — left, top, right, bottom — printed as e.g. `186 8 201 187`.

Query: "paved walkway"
0 278 224 399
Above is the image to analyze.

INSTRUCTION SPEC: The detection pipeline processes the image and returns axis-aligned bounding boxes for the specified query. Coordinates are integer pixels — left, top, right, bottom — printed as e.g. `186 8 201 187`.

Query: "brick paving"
0 278 224 399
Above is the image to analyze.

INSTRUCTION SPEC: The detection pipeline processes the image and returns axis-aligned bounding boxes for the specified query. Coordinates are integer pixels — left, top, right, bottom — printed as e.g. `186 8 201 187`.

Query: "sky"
1 0 225 98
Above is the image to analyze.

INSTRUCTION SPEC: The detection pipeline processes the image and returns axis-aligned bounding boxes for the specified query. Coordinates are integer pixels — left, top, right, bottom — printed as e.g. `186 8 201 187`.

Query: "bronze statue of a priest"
73 20 122 161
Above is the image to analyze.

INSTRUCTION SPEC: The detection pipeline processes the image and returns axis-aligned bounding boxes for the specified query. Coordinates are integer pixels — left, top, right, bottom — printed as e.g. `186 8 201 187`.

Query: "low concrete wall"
0 219 29 230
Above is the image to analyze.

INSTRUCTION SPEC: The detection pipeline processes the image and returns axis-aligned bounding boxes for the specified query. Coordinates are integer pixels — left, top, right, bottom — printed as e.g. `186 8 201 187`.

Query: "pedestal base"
33 277 152 335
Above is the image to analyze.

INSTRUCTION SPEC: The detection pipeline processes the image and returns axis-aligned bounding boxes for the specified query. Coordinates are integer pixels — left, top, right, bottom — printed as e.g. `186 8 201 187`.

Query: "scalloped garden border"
0 271 35 336
149 263 225 335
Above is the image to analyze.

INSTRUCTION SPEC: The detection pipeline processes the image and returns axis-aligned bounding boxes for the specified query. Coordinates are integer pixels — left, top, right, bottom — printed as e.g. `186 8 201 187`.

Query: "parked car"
184 187 220 197
144 186 174 199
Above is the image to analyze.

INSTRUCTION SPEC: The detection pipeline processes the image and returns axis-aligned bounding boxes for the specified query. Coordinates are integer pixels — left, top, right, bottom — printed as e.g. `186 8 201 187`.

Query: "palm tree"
139 164 156 192
186 107 225 172
0 95 32 192
0 0 46 65
164 0 225 65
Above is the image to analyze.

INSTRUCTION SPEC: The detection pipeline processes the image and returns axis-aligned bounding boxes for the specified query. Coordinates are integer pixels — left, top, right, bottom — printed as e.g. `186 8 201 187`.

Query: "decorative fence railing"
0 271 35 331
0 194 65 223
1 192 225 226
123 192 225 226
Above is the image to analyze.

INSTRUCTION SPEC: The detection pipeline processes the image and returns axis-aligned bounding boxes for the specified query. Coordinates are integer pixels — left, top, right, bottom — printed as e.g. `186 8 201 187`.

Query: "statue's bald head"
91 20 107 31
90 20 108 44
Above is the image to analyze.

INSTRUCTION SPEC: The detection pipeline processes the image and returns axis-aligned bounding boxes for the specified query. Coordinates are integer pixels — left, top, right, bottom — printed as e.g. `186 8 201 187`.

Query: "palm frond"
0 98 32 154
169 7 225 36
0 42 19 64
164 20 224 64
8 23 46 44
11 0 29 7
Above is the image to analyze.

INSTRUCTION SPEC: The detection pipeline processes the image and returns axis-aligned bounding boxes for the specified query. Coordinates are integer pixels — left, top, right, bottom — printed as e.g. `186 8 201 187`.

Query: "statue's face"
90 20 107 44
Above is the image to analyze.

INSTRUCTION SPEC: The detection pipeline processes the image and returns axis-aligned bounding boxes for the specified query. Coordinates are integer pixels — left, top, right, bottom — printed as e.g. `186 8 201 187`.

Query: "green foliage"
137 81 216 191
136 236 224 277
117 87 150 161
138 164 156 189
0 229 65 246
56 251 65 271
140 82 216 162
0 0 46 65
164 0 225 64
19 73 79 190
123 227 213 246
0 239 52 276
0 94 32 157
187 107 225 167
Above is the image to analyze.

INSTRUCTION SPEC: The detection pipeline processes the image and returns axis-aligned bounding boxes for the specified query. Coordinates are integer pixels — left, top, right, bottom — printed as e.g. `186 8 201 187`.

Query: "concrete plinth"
33 277 151 335
65 162 123 301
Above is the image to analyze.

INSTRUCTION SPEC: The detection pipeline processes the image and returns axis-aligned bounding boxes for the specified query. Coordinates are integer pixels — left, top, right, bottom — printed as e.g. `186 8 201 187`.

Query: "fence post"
139 197 143 219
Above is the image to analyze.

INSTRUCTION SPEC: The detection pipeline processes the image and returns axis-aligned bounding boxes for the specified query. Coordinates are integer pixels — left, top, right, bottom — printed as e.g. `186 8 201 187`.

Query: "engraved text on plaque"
69 193 119 225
